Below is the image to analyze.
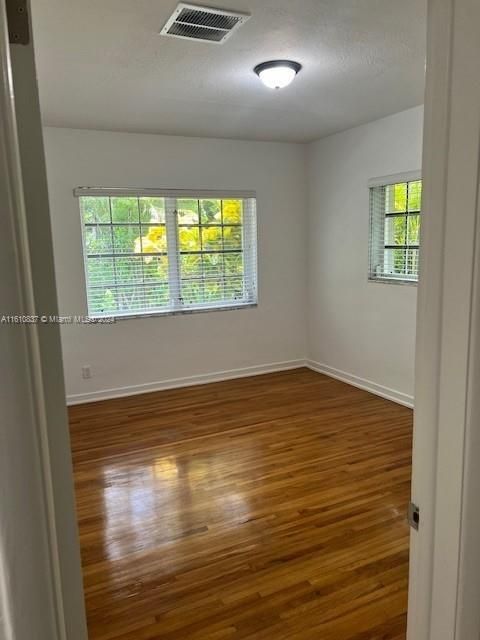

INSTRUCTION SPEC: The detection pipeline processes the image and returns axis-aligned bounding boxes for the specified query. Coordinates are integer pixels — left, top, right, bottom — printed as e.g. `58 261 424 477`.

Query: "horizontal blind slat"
75 187 256 199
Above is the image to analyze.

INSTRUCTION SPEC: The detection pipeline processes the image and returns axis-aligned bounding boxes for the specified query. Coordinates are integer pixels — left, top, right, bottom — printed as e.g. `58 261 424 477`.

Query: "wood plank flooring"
69 368 413 640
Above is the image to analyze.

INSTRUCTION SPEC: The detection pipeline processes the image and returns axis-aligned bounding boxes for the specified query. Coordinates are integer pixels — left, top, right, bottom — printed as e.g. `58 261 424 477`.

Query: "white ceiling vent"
160 3 250 44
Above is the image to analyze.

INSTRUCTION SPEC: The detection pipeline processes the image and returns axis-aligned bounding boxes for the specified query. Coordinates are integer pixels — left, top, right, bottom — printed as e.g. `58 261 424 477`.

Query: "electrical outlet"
81 365 91 380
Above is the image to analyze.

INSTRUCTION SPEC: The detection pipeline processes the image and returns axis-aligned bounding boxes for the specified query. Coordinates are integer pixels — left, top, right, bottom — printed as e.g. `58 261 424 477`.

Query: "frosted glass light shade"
254 60 302 90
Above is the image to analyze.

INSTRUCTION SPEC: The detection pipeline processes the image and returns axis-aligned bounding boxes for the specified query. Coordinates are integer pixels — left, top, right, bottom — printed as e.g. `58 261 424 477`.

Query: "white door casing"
408 0 480 638
0 1 88 639
0 1 61 637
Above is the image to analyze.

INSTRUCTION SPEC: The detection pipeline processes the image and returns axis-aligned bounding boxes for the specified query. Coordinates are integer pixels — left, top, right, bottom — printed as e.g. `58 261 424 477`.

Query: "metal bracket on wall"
408 501 420 531
6 0 29 45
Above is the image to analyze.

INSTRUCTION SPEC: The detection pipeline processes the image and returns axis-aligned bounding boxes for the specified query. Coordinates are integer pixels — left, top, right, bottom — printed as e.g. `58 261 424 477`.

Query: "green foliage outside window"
82 196 247 315
383 180 422 278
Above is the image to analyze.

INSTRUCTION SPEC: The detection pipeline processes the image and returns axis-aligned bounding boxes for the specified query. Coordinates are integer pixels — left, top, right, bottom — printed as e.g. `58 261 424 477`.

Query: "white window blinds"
75 188 257 318
368 176 422 283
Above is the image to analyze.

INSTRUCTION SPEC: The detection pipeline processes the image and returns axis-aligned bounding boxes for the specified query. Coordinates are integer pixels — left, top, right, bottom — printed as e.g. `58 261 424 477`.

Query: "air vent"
160 3 250 44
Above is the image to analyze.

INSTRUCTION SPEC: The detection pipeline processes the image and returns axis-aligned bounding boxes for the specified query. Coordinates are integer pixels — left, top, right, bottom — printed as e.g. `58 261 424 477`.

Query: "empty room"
3 0 437 638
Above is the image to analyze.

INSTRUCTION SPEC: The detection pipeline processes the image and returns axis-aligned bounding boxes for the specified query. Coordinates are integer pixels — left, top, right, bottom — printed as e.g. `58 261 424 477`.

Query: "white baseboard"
66 358 414 409
306 360 414 408
66 359 307 405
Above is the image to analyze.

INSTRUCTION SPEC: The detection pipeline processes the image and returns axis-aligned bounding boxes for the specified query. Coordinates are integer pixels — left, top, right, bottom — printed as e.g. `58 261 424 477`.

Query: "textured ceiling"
31 0 426 143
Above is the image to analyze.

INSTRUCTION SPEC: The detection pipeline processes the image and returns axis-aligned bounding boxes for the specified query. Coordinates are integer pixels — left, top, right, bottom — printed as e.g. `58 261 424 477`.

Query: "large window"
76 188 257 318
369 175 422 283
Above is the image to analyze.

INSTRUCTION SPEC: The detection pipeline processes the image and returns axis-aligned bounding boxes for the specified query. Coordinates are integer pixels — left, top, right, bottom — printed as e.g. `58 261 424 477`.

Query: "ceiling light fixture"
254 60 302 89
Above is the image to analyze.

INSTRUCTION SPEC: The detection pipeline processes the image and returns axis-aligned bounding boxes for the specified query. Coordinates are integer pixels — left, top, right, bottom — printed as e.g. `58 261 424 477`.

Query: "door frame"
0 1 87 639
407 0 480 638
0 2 66 637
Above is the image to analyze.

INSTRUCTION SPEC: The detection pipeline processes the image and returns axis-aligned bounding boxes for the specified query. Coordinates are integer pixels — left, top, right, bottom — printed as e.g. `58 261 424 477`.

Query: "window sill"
88 301 258 322
368 276 418 287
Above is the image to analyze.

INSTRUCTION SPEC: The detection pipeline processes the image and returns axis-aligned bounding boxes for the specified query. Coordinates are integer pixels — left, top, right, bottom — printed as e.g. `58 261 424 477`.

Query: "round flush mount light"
254 60 302 89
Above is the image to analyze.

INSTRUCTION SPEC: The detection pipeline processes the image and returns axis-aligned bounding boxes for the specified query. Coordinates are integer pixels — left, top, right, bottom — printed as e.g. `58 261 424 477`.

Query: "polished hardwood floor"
69 368 413 640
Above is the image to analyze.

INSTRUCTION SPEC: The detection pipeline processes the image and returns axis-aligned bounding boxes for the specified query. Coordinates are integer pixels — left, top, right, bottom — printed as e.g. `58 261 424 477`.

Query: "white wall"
43 128 308 402
307 106 424 404
44 106 423 405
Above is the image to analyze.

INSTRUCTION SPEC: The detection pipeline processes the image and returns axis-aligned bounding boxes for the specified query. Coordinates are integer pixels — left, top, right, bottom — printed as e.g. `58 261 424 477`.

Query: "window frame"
75 187 258 319
368 171 422 286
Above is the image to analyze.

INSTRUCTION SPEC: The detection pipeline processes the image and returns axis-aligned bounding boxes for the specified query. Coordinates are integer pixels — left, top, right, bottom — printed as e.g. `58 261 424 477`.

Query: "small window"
76 189 257 318
369 176 422 284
